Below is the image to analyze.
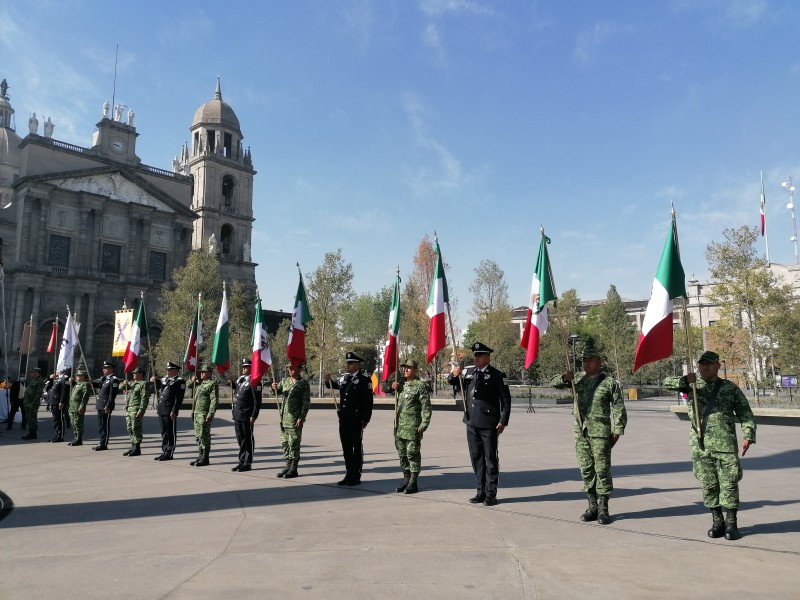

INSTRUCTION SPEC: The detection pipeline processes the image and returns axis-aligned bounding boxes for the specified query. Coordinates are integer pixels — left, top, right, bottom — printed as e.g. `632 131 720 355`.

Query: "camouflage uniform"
552 373 627 497
276 375 311 476
121 378 149 449
22 374 44 438
394 378 432 475
191 377 219 463
663 375 756 510
67 377 91 444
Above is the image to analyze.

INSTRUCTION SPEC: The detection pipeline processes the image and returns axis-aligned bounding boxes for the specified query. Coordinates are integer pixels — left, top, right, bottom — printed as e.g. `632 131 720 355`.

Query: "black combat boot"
404 472 419 494
284 460 299 478
190 451 203 466
123 444 135 456
597 495 611 525
580 493 598 522
21 431 37 440
194 449 210 467
5 419 12 430
724 509 739 540
395 470 411 493
708 507 725 538
70 436 83 446
276 459 291 478
128 443 141 456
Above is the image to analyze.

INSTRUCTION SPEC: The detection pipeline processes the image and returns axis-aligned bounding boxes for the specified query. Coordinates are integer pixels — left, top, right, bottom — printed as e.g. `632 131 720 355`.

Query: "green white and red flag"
632 213 687 372
211 284 230 374
382 272 401 381
251 297 271 383
520 232 556 369
287 272 313 369
123 299 148 372
183 296 202 372
426 238 449 363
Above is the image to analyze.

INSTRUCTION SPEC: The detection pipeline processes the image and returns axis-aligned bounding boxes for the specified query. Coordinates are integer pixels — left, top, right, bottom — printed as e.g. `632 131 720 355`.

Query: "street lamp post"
569 333 578 372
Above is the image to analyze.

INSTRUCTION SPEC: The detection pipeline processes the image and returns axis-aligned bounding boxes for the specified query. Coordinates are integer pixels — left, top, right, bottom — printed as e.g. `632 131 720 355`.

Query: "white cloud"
672 0 768 29
418 0 495 17
421 22 446 66
574 21 628 66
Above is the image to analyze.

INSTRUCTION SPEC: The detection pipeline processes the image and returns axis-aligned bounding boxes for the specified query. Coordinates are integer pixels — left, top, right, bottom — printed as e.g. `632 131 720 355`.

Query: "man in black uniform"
325 352 374 486
230 359 263 472
448 342 511 506
92 360 120 451
47 368 71 442
151 362 186 461
4 377 25 430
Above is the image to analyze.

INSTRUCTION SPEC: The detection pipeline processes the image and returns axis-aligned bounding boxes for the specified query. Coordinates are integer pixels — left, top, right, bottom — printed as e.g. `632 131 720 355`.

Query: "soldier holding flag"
151 362 186 461
92 360 120 451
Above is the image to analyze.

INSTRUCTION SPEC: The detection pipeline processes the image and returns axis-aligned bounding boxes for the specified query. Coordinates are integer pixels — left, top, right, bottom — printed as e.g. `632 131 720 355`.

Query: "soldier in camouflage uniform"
272 364 311 478
120 367 149 456
67 368 91 445
390 360 432 494
21 367 44 440
663 350 756 541
552 341 627 524
189 364 218 467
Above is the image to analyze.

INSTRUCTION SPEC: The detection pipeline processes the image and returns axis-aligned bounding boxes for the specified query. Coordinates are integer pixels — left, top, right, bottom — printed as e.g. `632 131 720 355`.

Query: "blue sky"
2 0 798 332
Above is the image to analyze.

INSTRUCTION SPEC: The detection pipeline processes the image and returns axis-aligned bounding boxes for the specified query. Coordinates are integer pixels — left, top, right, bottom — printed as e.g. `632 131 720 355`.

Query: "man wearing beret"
21 367 44 440
390 360 432 494
325 352 374 486
120 366 149 457
553 339 627 524
448 342 511 506
272 363 311 478
92 360 120 451
230 359 262 472
151 362 186 461
664 350 756 541
67 368 91 446
189 364 218 467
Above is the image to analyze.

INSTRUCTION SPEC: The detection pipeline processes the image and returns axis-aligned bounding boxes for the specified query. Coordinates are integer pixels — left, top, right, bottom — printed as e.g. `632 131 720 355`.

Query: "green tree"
340 287 393 347
468 259 510 318
535 288 582 383
306 249 355 394
585 285 635 383
155 250 222 375
227 280 254 373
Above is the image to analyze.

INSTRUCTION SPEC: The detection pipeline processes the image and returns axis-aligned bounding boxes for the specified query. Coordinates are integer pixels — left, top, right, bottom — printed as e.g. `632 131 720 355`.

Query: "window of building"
101 243 121 274
149 251 166 282
224 132 232 158
48 234 70 267
221 224 234 255
222 175 234 207
207 129 216 153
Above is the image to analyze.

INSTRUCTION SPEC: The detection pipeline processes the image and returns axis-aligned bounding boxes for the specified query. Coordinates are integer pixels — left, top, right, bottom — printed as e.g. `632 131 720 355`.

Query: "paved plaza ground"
1 402 798 599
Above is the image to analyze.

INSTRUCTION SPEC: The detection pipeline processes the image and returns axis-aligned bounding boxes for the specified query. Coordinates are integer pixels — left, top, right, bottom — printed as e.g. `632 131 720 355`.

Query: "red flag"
183 298 202 372
46 322 58 353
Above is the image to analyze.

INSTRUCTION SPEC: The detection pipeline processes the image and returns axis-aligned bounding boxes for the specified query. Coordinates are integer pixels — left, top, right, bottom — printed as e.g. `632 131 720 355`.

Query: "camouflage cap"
581 339 602 359
401 360 420 369
131 366 146 375
75 368 88 376
698 350 720 364
199 363 214 372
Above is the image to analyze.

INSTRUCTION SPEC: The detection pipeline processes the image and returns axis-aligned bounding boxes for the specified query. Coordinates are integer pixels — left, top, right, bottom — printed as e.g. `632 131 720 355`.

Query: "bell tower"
180 79 256 289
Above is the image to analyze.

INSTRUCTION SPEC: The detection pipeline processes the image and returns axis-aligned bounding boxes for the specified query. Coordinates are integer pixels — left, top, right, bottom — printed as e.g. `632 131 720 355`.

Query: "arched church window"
222 175 234 207
221 224 234 256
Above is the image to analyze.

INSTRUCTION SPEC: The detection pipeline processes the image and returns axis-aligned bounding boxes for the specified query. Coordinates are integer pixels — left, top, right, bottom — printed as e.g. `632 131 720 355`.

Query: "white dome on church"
192 79 241 135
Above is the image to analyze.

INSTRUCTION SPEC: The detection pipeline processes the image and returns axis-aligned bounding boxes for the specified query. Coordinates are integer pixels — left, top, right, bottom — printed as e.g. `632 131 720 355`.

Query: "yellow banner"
112 309 133 356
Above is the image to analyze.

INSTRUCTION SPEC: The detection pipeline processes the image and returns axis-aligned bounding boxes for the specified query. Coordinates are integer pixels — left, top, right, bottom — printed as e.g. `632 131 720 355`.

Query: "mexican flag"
123 299 148 373
520 233 556 369
46 321 58 353
251 297 272 384
55 312 78 373
632 214 687 372
382 273 401 381
211 285 230 374
287 274 312 369
184 297 203 372
426 239 449 363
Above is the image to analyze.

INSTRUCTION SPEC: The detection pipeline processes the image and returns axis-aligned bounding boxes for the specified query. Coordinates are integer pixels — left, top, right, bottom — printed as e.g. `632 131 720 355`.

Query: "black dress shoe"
21 433 37 440
483 496 498 506
93 445 108 451
50 437 63 443
238 464 251 472
154 454 165 461
337 478 350 486
345 479 361 486
468 493 486 504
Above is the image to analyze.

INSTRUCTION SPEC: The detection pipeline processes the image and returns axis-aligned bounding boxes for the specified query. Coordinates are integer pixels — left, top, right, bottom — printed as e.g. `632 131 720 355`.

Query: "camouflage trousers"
575 433 613 496
69 406 85 439
691 442 743 509
395 435 422 473
126 411 144 444
23 398 38 432
193 413 212 452
280 425 303 461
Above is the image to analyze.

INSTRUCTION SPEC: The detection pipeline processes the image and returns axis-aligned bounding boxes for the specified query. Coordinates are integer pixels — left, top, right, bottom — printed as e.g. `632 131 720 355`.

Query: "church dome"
0 127 22 166
192 79 241 135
